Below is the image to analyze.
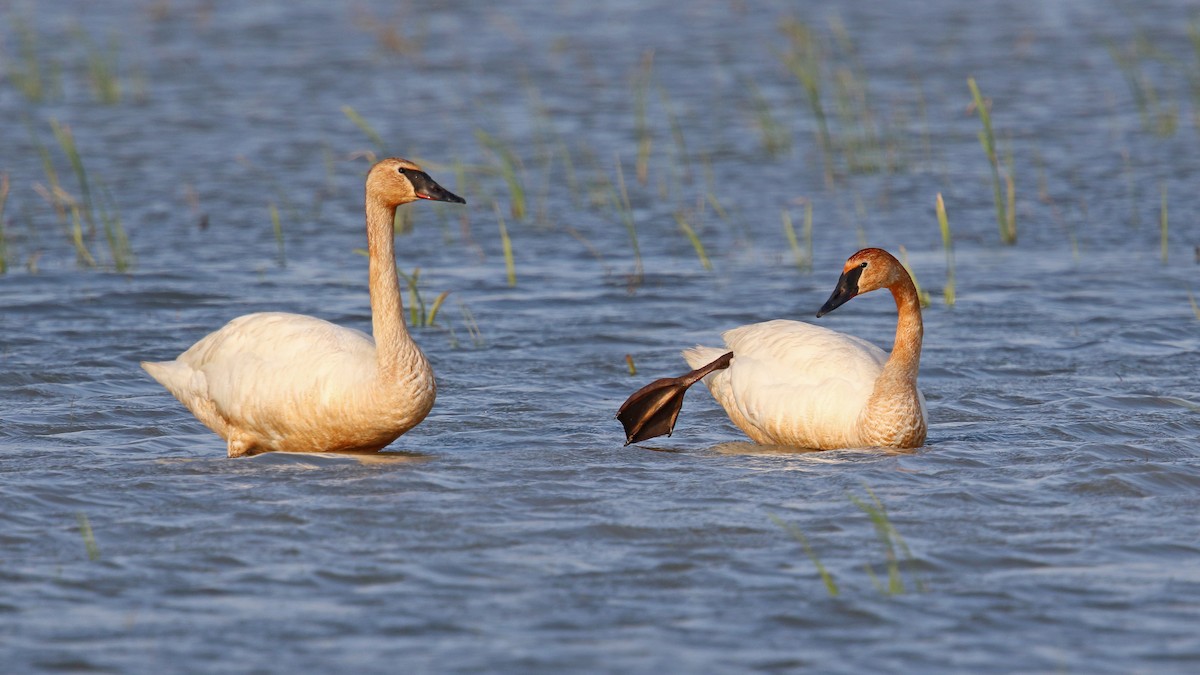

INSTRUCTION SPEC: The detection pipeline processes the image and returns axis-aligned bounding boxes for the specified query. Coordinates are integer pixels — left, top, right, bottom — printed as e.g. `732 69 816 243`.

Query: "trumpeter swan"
617 247 927 450
142 158 465 457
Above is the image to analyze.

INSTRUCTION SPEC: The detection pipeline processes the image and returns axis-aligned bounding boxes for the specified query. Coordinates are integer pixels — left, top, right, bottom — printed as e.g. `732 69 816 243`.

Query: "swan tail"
141 360 200 402
616 351 733 445
682 346 730 372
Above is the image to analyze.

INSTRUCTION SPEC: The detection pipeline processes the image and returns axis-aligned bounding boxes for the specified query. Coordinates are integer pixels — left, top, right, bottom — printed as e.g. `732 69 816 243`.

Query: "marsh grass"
342 105 386 156
493 202 517 287
898 246 930 308
968 77 1015 244
458 301 484 347
776 16 906 177
828 20 893 173
75 28 122 104
0 173 9 274
612 156 643 285
476 129 527 220
70 209 97 267
778 17 831 164
32 120 131 269
1190 19 1200 131
625 354 637 376
1188 290 1200 321
935 193 955 306
1121 148 1140 228
51 120 95 227
76 512 100 561
353 5 426 57
769 513 840 597
352 251 451 328
633 50 655 186
781 201 813 271
1160 182 1169 263
54 120 132 269
673 209 712 271
848 486 924 595
1108 39 1179 137
98 186 132 272
7 19 138 104
746 78 792 158
657 84 690 182
396 267 435 326
28 121 68 223
269 202 285 267
6 16 56 102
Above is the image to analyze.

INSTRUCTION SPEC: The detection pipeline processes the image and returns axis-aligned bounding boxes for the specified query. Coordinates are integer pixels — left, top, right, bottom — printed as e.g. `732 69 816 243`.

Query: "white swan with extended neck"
617 248 927 450
143 158 465 457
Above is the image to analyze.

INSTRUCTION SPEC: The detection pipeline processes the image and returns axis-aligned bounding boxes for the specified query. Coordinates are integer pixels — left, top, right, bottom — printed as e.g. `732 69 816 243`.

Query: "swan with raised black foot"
617 247 927 450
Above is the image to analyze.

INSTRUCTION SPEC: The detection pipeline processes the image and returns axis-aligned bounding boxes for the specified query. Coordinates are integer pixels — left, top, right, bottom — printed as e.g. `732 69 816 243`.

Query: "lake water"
2 1 1199 672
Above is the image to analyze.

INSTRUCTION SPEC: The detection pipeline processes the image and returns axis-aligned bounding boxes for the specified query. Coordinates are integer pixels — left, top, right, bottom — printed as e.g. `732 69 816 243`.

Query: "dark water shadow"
246 450 435 467
707 441 918 459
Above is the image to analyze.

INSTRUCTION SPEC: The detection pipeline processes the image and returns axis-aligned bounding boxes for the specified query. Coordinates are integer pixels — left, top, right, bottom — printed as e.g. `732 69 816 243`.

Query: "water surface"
1 1 1199 672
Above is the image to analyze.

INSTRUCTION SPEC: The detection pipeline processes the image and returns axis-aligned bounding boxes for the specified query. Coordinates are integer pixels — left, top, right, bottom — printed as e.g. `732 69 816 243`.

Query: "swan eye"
397 167 407 175
859 261 868 268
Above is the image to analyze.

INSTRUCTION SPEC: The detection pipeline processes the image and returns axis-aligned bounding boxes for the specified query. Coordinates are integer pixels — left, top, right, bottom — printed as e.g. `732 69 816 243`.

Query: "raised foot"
616 352 733 445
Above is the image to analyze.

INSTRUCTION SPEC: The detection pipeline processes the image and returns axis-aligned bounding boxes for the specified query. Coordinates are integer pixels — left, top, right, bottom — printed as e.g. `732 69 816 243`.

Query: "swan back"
686 320 887 447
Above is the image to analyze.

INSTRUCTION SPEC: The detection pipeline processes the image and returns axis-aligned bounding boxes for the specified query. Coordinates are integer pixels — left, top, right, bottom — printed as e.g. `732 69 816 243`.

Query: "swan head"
367 158 466 207
816 247 903 317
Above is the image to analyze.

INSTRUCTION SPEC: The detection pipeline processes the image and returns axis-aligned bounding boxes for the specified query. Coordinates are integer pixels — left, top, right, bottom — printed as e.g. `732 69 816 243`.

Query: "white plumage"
685 319 890 448
143 158 464 457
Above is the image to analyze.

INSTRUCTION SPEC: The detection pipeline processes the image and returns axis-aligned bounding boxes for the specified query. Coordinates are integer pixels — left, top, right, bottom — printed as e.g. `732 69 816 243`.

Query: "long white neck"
366 197 423 379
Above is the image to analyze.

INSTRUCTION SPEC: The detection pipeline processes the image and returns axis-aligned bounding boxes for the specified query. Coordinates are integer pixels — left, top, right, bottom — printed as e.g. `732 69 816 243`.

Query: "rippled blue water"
2 1 1199 672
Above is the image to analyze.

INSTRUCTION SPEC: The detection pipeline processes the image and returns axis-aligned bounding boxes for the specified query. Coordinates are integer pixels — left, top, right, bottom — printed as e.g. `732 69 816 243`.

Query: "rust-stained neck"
859 262 926 447
365 194 412 378
885 270 924 382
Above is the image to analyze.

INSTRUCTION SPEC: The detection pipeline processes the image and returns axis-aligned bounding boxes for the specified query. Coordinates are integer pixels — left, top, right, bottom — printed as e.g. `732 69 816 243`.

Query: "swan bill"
816 264 864 317
616 352 733 445
409 171 466 204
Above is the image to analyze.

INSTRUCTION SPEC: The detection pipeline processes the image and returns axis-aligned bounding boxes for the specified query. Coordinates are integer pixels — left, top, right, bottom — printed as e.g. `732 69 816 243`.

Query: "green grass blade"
612 157 643 283
897 246 930 308
99 185 132 271
396 267 425 326
674 211 712 271
769 513 840 597
968 77 1013 244
76 512 100 561
1160 182 1169 263
476 128 526 220
342 105 386 154
459 301 484 347
427 290 451 327
847 490 903 595
70 207 97 267
494 203 517 287
936 193 955 306
269 202 285 268
0 173 9 274
782 204 813 271
50 120 96 232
